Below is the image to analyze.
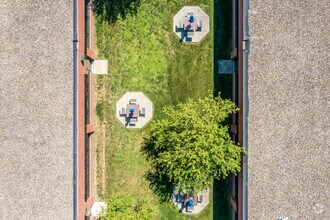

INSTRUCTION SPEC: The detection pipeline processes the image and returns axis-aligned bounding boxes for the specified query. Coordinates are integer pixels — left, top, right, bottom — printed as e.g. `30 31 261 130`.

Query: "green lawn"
94 0 217 219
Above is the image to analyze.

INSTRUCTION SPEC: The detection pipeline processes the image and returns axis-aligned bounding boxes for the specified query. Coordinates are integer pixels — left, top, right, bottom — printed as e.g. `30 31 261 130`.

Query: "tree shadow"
213 178 232 220
213 0 233 219
141 137 174 203
214 0 233 100
144 171 174 203
92 0 141 24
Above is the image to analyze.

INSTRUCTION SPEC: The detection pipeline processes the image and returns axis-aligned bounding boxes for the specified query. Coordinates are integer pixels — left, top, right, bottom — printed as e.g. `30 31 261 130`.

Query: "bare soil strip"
94 77 107 198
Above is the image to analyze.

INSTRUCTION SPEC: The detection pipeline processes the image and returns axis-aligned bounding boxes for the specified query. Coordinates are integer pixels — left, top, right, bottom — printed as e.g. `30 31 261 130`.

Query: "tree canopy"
142 92 244 201
100 192 158 220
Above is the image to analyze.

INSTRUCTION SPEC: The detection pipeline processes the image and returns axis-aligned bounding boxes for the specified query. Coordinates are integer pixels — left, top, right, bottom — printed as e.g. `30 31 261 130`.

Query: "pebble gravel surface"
248 0 329 219
0 1 74 219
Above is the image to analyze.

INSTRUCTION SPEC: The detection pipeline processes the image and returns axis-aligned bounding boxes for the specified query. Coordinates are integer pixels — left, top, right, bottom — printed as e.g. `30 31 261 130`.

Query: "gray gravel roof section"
248 0 330 219
0 1 73 219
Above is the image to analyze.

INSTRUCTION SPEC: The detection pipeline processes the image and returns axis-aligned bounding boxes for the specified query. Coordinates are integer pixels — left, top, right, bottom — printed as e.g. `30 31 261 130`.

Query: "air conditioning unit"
91 60 108 75
218 60 236 74
91 202 107 217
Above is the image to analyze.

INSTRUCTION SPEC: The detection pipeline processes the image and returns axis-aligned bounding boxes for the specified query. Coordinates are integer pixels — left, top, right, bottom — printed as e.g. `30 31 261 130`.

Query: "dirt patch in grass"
94 77 108 198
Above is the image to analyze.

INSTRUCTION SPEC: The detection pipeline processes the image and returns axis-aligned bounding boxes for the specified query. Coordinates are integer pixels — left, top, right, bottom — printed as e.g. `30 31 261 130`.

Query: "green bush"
96 101 110 122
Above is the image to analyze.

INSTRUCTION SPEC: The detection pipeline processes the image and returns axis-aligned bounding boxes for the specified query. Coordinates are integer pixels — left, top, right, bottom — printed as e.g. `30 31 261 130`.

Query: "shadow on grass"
93 0 141 24
213 0 233 220
144 171 174 203
141 137 174 203
214 0 233 100
213 178 232 220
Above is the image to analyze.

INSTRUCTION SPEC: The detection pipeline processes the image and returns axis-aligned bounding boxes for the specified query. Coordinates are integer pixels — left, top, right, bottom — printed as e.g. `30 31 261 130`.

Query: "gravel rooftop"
248 0 329 219
0 1 73 219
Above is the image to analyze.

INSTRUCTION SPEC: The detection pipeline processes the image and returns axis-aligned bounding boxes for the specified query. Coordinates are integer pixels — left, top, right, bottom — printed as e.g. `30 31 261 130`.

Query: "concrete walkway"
172 188 210 214
116 92 153 128
173 6 210 43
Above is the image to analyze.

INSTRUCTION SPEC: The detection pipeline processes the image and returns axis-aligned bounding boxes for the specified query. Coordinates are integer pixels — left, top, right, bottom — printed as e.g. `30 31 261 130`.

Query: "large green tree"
142 92 244 201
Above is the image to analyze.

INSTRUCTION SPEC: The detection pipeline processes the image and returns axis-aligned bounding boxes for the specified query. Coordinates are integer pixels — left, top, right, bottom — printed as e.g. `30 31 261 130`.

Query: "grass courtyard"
94 0 231 219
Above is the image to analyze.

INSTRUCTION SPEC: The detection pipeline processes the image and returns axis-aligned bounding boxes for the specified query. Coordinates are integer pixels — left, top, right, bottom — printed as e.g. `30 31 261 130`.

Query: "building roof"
248 0 329 219
0 1 73 219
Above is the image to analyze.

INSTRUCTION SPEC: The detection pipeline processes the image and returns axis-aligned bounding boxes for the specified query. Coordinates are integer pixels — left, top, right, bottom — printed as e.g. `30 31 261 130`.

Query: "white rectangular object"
91 60 108 74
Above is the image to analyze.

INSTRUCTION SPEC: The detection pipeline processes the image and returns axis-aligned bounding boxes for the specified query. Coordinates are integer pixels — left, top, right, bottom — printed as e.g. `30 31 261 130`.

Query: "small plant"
100 192 158 220
95 100 110 122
